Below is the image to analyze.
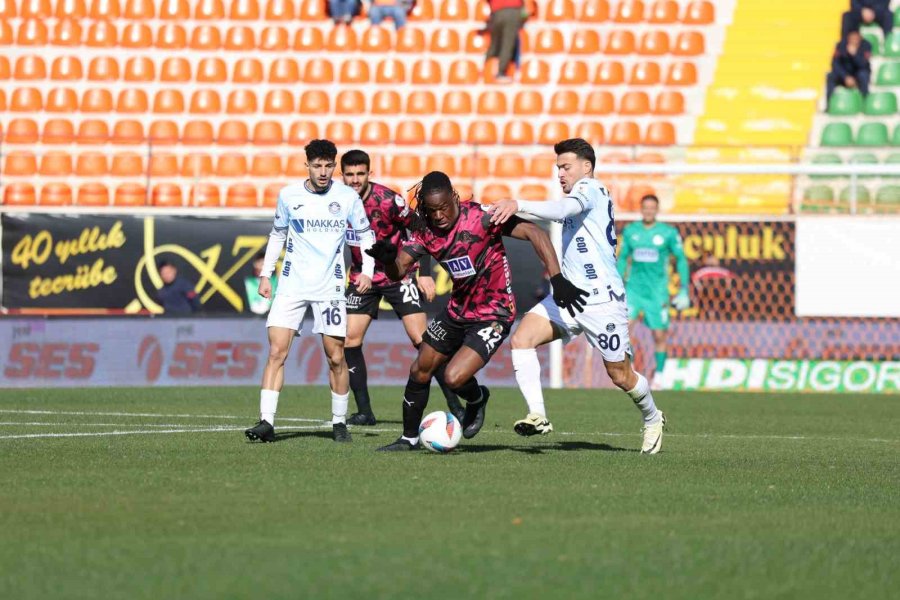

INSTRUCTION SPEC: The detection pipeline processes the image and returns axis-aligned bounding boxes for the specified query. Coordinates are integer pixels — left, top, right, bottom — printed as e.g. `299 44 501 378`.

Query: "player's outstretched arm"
488 196 586 224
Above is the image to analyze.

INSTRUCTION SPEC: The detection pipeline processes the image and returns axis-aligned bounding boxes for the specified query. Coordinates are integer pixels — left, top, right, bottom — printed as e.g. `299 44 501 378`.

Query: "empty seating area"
0 0 722 208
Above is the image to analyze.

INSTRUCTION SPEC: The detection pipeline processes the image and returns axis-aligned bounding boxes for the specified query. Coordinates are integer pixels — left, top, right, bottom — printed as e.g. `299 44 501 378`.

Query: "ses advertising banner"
1 213 550 315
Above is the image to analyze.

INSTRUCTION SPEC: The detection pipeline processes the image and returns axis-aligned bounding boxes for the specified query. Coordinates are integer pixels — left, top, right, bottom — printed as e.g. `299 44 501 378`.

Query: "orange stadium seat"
460 155 489 178
503 121 534 145
605 30 635 54
18 19 49 45
477 90 507 115
124 56 155 82
253 121 283 145
397 28 426 52
48 88 80 112
576 122 606 145
149 120 180 144
299 0 326 20
376 59 405 84
475 1 490 20
182 120 214 145
293 27 323 51
649 0 677 23
584 90 615 115
265 0 294 19
336 90 366 114
570 30 600 54
39 151 73 175
545 0 575 21
372 90 401 114
116 89 148 113
124 0 153 18
409 0 432 20
431 121 462 145
529 154 556 178
395 121 426 145
448 59 480 85
188 184 220 207
111 152 144 175
194 0 224 19
362 26 392 52
190 89 221 114
533 29 565 54
226 89 257 114
264 89 294 114
304 59 335 84
406 90 437 114
559 60 589 85
4 151 37 176
439 0 467 20
0 0 16 17
156 23 186 49
227 184 258 208
159 0 189 18
327 25 358 51
40 183 74 206
230 0 260 19
89 0 119 18
666 61 697 85
121 23 152 48
389 155 421 178
519 59 550 84
252 154 282 177
4 183 37 206
218 120 249 145
609 121 640 145
430 29 461 53
51 56 82 80
324 122 354 145
153 89 185 114
262 183 281 207
10 87 42 111
411 59 441 84
0 22 12 45
85 20 116 47
518 184 550 201
260 26 289 50
5 119 39 144
549 90 578 114
631 61 661 85
190 25 221 50
77 119 109 144
455 184 474 202
674 31 704 56
14 55 46 80
197 57 227 82
42 119 75 143
150 153 178 177
180 153 214 178
216 153 248 177
77 183 109 207
88 56 119 81
539 121 570 144
644 121 676 145
654 91 684 115
425 154 457 177
513 91 543 115
288 121 318 145
51 18 81 46
285 155 306 176
233 58 264 83
467 121 498 146
442 90 472 114
225 26 255 51
22 0 52 18
300 90 329 114
465 30 489 54
481 184 513 205
594 61 625 85
640 31 669 55
614 0 644 23
0 58 7 80
269 58 299 83
76 152 108 176
152 184 183 207
160 57 190 82
111 120 144 144
114 183 147 206
620 91 650 115
494 155 525 178
683 1 714 25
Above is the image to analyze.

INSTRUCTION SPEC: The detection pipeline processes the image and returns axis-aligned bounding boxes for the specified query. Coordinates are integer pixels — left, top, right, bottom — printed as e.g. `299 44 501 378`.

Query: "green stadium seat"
820 122 853 146
839 185 871 202
863 91 898 115
891 124 900 145
884 31 900 57
875 185 900 203
876 61 900 86
803 185 834 201
849 152 879 178
863 32 881 55
895 7 900 25
810 153 842 179
885 152 900 163
827 88 862 115
856 122 889 146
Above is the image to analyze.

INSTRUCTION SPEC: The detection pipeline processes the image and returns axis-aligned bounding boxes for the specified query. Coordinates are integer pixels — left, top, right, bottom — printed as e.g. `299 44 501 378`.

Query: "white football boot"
640 411 666 454
513 413 554 437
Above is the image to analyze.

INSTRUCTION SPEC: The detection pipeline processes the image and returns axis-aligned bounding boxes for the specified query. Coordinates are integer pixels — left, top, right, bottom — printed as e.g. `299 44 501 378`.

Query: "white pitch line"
0 426 245 440
0 409 322 423
0 422 203 427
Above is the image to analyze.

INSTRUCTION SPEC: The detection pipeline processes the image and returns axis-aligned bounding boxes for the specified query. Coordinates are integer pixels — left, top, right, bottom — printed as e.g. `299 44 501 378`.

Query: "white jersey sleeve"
347 194 376 277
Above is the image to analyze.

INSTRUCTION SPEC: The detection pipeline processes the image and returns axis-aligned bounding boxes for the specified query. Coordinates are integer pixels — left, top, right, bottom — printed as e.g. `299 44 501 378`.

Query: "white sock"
331 389 349 424
512 348 546 417
260 389 279 426
401 435 419 445
626 373 661 425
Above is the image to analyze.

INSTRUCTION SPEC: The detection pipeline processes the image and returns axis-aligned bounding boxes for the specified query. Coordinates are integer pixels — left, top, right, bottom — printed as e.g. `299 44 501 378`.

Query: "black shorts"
346 278 425 319
422 308 512 364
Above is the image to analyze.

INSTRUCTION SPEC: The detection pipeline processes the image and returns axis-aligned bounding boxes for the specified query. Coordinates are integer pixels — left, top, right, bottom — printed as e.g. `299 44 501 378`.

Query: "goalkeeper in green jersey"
616 194 690 389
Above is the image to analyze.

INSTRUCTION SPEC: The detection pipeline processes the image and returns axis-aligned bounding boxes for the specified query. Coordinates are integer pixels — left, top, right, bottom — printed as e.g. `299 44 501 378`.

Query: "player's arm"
503 217 589 316
670 228 691 309
349 195 376 292
259 192 290 299
616 226 632 282
366 241 417 282
488 195 587 224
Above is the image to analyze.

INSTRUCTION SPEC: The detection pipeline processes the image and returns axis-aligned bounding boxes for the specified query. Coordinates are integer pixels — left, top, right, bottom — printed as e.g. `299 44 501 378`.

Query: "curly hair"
304 139 337 163
410 171 458 221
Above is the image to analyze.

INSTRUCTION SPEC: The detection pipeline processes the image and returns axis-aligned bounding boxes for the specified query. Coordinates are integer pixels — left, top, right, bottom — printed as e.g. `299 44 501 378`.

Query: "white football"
418 411 462 453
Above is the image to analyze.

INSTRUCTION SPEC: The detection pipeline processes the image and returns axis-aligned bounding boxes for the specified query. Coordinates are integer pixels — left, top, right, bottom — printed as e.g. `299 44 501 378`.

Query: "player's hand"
487 199 520 225
550 274 589 318
258 276 272 299
365 240 398 265
356 274 373 294
417 275 436 302
672 289 690 311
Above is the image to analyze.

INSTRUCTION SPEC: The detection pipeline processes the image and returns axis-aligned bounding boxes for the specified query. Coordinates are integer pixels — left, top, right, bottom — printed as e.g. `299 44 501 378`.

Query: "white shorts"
529 295 632 362
266 294 347 337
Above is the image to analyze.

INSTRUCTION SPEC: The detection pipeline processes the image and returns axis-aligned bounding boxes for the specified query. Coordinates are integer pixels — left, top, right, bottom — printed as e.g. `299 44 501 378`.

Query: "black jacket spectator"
157 277 201 314
843 0 893 37
827 33 872 100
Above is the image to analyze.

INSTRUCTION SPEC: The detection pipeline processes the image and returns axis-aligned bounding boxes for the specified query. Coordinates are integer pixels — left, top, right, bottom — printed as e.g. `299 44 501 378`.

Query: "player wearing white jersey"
245 139 375 445
488 138 666 454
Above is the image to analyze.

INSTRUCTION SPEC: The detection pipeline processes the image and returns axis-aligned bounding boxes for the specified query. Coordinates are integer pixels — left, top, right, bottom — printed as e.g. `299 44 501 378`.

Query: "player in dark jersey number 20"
366 171 588 452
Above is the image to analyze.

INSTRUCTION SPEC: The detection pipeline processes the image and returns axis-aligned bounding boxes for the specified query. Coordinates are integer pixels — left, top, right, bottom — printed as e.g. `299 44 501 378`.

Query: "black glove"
550 274 589 318
365 240 398 265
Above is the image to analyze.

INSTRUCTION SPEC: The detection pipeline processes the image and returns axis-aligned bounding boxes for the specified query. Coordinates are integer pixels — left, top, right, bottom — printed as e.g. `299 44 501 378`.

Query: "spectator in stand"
155 260 201 315
842 0 893 37
368 0 408 29
329 0 360 24
827 30 872 101
485 0 527 82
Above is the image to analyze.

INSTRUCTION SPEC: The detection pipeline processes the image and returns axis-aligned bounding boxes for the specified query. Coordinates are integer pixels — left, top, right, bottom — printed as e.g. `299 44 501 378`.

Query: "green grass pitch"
0 386 897 599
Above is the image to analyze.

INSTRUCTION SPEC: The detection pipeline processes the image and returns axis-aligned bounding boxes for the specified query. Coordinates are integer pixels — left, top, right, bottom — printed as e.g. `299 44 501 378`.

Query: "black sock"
454 377 482 404
345 345 372 415
434 363 463 411
402 377 431 438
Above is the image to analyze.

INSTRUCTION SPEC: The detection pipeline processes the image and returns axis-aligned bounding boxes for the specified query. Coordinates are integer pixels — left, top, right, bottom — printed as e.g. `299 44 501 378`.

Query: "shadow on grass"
268 430 382 443
459 441 636 454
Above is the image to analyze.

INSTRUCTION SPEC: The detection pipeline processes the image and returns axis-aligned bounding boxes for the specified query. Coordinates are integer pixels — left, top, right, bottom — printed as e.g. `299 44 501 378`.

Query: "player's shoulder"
370 181 407 206
570 178 612 205
622 221 640 234
278 182 307 201
327 180 360 202
659 222 680 236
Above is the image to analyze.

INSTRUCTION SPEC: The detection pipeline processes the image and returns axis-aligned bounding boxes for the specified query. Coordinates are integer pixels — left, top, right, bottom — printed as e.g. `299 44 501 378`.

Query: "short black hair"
641 194 659 205
156 259 173 269
253 251 265 261
413 171 457 221
554 138 596 171
305 139 337 163
340 149 370 171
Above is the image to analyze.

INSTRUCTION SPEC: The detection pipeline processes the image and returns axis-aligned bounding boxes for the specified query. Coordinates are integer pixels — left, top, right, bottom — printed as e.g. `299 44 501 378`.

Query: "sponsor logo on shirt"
442 256 476 279
334 264 343 279
427 320 448 341
290 218 347 234
329 201 341 215
345 228 360 246
634 248 660 263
